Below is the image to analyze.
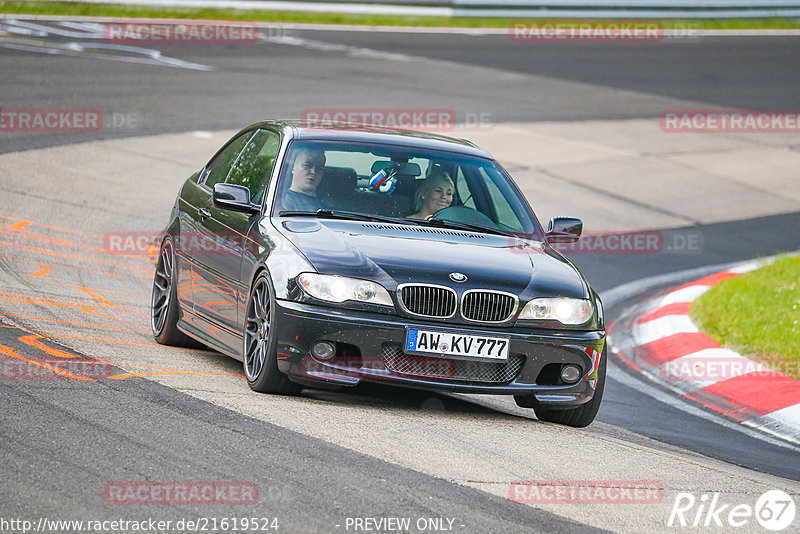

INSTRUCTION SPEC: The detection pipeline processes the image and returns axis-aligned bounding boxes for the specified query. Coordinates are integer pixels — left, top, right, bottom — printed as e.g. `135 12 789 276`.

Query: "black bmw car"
151 120 606 427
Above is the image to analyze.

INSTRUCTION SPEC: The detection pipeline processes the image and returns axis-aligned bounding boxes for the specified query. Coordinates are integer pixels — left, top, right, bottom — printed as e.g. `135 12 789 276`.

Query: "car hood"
276 219 588 299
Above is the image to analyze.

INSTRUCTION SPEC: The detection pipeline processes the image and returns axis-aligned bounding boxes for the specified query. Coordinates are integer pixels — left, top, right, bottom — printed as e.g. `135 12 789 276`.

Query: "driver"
283 147 328 212
408 170 454 220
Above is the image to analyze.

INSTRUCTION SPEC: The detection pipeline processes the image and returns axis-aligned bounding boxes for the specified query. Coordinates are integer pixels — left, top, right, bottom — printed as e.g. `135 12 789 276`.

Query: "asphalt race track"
1 19 800 533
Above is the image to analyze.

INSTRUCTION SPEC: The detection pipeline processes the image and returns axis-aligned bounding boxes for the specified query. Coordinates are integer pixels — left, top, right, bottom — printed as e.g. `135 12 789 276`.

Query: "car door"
182 129 255 350
221 128 281 335
178 130 254 317
192 129 281 353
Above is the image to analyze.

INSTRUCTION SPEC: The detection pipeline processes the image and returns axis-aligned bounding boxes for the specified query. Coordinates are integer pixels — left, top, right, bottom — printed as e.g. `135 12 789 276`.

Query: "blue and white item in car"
369 168 397 194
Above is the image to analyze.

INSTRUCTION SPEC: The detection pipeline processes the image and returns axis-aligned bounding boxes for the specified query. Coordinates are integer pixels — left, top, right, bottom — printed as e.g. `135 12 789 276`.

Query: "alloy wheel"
244 278 271 380
151 240 173 335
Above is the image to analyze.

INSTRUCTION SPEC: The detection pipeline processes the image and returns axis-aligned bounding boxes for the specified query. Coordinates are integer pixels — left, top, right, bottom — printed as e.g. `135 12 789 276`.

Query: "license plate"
405 329 509 360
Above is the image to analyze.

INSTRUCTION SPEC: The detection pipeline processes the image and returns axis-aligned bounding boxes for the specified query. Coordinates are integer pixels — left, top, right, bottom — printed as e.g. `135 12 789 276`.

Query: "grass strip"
690 255 800 379
1 1 800 29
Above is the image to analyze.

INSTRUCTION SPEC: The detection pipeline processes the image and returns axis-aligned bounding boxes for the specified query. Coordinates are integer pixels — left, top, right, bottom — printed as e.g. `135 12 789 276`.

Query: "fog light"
311 341 336 360
560 364 582 384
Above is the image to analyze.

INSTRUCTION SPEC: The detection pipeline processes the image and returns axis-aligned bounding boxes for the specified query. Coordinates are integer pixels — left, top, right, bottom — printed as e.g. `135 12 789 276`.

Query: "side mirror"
546 216 582 243
213 183 260 215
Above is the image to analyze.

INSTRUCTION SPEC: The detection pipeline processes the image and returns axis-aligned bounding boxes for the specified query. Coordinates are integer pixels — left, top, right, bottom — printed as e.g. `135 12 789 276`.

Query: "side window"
203 131 254 190
226 129 280 204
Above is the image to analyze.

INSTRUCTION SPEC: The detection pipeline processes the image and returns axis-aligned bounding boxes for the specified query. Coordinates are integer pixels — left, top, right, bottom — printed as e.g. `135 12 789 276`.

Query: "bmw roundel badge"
449 272 468 283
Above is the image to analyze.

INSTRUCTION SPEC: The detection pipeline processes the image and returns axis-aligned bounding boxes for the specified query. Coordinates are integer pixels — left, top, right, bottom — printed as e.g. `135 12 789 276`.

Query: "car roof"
248 119 492 159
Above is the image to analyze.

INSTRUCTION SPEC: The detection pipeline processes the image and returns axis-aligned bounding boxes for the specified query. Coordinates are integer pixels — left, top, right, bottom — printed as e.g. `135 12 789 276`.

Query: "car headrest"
319 166 357 201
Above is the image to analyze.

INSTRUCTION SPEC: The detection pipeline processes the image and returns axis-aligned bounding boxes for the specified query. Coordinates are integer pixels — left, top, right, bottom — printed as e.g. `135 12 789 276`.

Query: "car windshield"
272 139 543 237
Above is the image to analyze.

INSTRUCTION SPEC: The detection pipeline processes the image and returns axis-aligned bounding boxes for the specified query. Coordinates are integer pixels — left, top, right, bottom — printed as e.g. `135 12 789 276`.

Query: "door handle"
198 207 211 220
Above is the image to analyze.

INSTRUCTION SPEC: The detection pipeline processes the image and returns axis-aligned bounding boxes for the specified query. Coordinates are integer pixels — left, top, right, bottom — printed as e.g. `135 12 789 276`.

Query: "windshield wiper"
416 216 511 237
278 209 407 225
279 210 512 236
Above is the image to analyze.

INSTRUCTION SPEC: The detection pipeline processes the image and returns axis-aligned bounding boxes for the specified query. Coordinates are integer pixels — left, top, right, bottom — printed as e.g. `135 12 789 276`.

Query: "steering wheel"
432 206 497 227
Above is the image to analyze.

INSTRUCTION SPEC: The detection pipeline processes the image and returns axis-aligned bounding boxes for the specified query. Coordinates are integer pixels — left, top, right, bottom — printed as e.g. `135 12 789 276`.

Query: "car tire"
522 346 606 428
243 272 302 395
151 237 204 348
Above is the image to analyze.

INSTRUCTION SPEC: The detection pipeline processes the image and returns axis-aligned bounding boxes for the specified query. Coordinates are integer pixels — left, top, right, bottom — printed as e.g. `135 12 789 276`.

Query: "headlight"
518 298 593 325
298 273 393 307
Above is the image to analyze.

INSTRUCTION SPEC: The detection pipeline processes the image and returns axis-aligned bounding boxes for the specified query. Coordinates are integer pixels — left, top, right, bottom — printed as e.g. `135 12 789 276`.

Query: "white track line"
608 359 800 451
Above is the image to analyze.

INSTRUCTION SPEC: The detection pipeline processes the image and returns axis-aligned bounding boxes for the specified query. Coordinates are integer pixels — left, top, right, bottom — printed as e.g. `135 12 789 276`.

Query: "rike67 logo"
668 490 796 531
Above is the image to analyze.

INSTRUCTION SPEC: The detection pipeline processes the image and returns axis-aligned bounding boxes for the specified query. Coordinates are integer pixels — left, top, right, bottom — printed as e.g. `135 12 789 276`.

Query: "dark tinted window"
227 129 280 204
203 131 254 189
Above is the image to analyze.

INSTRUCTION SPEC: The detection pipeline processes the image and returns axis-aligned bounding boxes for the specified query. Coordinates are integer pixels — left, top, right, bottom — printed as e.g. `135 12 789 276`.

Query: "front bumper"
275 299 605 407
